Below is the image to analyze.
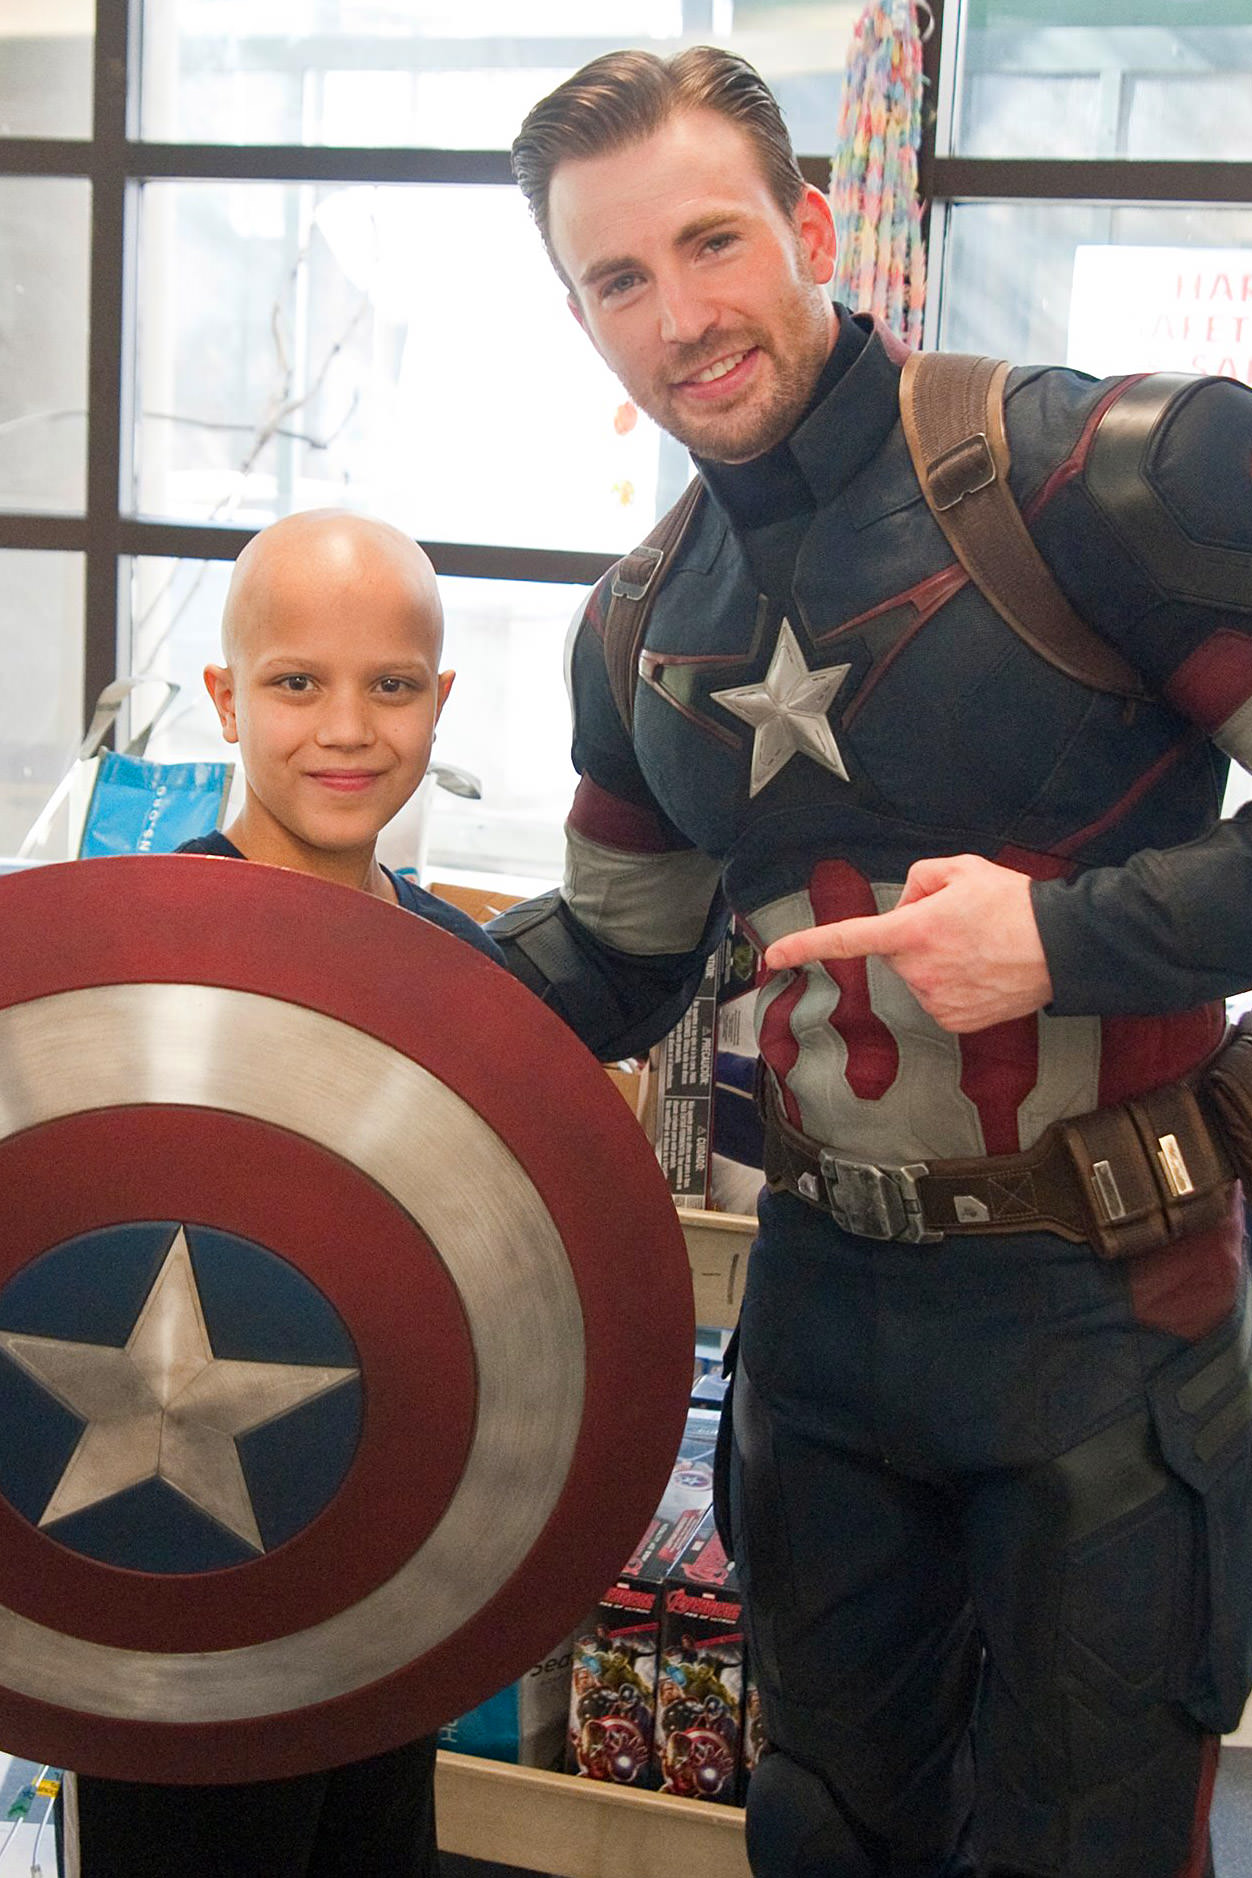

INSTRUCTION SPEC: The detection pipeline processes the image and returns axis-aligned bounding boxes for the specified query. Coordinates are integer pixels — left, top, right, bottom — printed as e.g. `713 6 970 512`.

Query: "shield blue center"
0 1222 363 1573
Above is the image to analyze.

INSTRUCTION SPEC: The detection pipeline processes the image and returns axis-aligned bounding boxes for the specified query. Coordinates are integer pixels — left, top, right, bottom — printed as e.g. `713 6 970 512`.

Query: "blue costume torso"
494 316 1252 1878
562 317 1252 1164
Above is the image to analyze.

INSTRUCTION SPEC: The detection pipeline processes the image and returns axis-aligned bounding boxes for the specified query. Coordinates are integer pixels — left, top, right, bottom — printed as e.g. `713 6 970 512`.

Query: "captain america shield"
0 855 695 1783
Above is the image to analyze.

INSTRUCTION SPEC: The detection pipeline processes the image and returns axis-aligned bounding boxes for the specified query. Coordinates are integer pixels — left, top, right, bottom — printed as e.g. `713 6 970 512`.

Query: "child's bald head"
220 510 444 670
204 510 455 882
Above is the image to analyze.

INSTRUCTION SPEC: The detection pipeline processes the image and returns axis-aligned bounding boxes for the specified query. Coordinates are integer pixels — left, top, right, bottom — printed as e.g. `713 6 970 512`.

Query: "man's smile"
675 347 759 397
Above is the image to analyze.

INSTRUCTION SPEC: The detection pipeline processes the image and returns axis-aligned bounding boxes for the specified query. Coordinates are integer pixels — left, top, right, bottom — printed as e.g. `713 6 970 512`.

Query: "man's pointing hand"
762 853 1054 1034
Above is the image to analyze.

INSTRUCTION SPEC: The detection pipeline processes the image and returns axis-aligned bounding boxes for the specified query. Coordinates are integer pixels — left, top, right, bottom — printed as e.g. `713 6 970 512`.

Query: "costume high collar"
694 309 904 528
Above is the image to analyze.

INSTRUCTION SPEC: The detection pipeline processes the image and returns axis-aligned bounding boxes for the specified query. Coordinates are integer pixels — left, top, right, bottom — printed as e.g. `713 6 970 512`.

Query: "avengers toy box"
653 1508 744 1804
566 1575 663 1787
653 949 719 1208
565 1407 720 1787
741 1674 766 1799
625 1404 719 1584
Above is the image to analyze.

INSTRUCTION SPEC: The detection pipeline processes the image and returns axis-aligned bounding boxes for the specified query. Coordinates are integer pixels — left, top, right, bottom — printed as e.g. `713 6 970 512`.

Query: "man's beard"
639 297 832 464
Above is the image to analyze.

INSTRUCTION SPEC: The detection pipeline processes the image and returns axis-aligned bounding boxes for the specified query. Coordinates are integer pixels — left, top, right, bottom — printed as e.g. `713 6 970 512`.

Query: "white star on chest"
0 1226 358 1553
709 618 851 797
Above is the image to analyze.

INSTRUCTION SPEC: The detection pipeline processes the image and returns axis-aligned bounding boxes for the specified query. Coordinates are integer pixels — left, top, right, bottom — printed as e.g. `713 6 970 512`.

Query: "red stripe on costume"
809 861 900 1101
1096 1006 1226 1108
993 845 1075 882
1175 1733 1221 1878
1130 1189 1245 1342
831 565 970 726
758 977 806 1128
566 775 684 854
1023 375 1151 520
1162 629 1252 734
958 1020 1040 1157
1052 736 1195 860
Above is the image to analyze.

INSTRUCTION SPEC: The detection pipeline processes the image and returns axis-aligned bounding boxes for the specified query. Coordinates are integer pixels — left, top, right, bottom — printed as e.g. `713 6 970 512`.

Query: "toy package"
624 1405 719 1583
741 1674 766 1799
566 1578 662 1787
653 1509 744 1804
566 1407 720 1787
652 949 720 1208
651 918 765 1215
709 920 766 1214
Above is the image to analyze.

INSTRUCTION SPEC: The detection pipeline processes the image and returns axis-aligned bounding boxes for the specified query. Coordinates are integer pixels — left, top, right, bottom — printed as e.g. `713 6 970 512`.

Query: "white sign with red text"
1067 245 1252 387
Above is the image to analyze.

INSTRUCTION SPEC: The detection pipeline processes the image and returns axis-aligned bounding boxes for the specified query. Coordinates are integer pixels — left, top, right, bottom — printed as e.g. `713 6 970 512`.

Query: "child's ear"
203 664 239 743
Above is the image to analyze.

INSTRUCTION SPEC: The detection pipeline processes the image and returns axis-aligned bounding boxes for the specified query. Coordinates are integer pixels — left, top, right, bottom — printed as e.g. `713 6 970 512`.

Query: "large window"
927 0 1252 810
7 1 1249 876
930 0 1252 367
0 0 856 880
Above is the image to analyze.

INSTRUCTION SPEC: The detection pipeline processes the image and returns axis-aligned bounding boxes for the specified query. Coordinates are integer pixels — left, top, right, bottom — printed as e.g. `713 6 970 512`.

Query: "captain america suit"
493 308 1252 1878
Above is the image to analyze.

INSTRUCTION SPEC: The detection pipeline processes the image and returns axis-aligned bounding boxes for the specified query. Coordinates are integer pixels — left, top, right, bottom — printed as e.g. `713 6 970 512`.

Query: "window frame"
925 0 1252 343
0 0 834 742
6 0 1251 746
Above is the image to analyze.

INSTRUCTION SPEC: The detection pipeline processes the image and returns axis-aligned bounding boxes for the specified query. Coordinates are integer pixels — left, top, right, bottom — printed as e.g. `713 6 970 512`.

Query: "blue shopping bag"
78 750 233 858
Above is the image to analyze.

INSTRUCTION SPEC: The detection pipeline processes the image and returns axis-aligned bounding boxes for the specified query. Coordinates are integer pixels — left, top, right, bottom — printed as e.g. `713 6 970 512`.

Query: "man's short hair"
511 46 807 287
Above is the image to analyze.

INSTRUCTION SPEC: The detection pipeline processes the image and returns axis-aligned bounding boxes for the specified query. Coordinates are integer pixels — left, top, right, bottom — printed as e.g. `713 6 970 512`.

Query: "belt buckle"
818 1153 940 1244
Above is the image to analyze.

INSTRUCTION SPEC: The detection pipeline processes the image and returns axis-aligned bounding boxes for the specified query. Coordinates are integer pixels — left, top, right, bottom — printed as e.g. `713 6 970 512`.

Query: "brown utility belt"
762 1016 1252 1257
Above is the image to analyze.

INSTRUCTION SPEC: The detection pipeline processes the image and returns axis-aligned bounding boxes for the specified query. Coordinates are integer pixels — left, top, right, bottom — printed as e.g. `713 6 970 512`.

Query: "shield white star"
0 1226 358 1552
710 618 851 797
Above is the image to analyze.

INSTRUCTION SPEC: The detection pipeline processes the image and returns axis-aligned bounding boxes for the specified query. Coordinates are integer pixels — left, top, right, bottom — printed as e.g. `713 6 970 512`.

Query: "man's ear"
567 291 591 339
794 184 837 286
434 669 455 724
203 664 239 743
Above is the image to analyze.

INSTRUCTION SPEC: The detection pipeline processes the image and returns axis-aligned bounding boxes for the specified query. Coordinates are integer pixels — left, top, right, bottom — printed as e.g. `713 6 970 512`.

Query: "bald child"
68 510 503 1878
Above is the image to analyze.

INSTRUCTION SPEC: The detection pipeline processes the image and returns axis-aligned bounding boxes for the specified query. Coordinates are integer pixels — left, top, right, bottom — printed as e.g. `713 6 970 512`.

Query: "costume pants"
67 1736 439 1877
731 1189 1252 1878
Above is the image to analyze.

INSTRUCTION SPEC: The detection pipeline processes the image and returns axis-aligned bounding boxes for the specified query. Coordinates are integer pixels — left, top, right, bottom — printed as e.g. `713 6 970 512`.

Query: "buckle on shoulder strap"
818 1153 941 1244
611 546 664 603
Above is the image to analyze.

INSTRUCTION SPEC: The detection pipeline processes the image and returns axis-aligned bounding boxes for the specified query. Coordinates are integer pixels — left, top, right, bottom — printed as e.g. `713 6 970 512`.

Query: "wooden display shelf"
436 1751 751 1878
434 1212 756 1876
677 1206 756 1331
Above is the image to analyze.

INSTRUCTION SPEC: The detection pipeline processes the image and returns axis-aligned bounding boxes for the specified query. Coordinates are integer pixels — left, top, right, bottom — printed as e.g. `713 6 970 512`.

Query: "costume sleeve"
490 579 727 1058
1026 372 1252 1013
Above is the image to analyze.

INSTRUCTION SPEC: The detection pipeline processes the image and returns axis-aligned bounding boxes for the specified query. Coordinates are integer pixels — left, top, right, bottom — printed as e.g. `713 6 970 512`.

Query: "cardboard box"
439 1632 577 1769
623 1405 719 1584
741 1674 766 1799
710 922 766 1214
565 1407 720 1788
651 918 766 1214
651 949 720 1208
653 1509 744 1803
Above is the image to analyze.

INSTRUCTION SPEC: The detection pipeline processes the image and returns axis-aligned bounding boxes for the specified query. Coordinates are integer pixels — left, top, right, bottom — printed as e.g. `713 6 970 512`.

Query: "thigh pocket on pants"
1146 1299 1252 1734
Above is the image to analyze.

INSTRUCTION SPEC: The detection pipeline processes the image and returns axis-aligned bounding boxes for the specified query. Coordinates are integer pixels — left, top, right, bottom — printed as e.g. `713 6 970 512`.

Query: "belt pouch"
1204 1015 1252 1189
1058 1105 1167 1258
1060 1083 1231 1259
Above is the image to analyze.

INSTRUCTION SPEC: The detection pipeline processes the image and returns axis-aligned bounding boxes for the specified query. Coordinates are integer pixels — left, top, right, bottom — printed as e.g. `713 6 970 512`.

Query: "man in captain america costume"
497 46 1252 1878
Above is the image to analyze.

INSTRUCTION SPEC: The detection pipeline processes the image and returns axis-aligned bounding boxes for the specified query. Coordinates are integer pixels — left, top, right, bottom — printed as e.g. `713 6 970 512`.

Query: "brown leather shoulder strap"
899 350 1150 701
602 477 706 736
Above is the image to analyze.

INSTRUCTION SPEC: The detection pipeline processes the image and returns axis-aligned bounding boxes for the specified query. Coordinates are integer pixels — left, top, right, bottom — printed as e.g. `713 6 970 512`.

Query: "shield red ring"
0 856 695 1782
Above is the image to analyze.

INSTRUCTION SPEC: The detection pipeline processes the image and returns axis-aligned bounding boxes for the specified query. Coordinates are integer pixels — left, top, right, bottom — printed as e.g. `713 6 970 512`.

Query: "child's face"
205 526 453 866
